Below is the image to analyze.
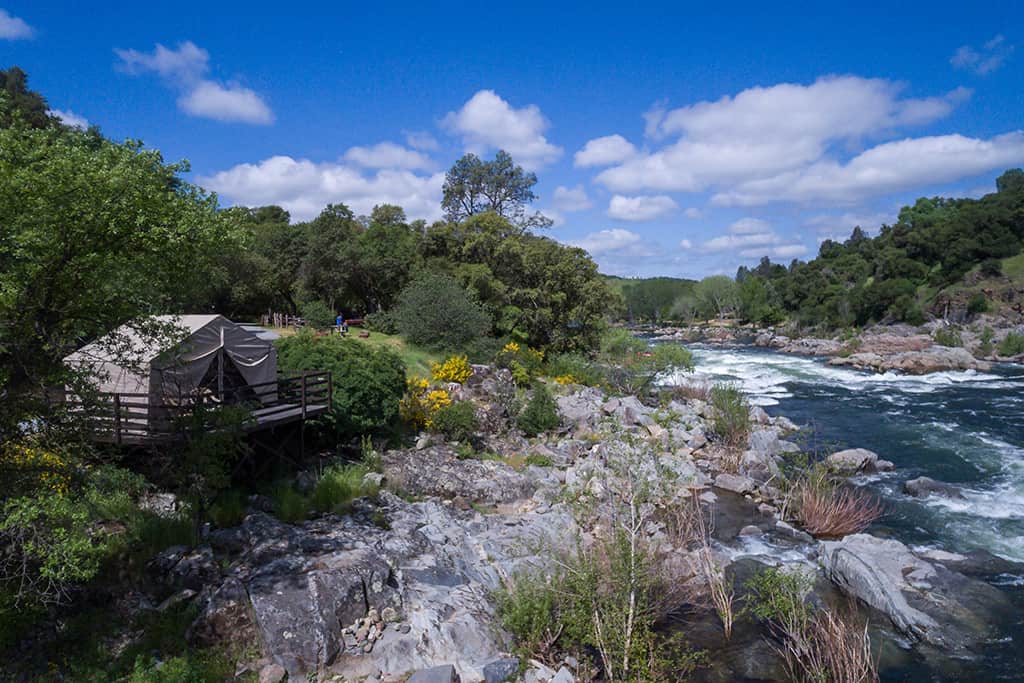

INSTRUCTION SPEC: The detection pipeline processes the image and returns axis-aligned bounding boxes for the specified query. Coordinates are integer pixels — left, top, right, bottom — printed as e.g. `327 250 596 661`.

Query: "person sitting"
336 314 349 335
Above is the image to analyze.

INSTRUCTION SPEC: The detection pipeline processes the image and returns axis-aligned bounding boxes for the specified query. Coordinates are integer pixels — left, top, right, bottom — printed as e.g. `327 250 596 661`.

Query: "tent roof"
65 314 260 365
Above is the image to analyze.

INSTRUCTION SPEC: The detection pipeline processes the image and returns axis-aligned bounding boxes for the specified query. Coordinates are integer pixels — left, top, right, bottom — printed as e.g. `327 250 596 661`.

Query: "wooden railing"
65 371 332 444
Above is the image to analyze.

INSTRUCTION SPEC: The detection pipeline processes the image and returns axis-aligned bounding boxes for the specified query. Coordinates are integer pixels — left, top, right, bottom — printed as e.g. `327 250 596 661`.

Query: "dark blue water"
666 346 1024 681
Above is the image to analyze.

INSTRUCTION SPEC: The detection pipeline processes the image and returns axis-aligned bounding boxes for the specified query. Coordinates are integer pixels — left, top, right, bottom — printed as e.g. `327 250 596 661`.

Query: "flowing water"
662 345 1024 681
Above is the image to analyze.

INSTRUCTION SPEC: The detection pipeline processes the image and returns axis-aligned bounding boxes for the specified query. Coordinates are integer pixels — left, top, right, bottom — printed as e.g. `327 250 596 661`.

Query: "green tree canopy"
442 151 552 231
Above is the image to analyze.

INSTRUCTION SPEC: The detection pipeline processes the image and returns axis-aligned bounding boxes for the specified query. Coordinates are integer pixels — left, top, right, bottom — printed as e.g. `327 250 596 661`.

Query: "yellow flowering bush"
399 377 452 428
1 442 72 496
554 374 578 385
431 354 474 384
496 342 545 385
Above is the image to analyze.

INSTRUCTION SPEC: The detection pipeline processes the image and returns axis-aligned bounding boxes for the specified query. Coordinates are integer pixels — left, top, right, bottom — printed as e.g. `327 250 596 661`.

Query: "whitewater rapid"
661 345 1024 563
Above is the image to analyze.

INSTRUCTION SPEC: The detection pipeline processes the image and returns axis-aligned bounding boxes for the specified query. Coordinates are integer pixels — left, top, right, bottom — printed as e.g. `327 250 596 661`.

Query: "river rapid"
664 345 1024 681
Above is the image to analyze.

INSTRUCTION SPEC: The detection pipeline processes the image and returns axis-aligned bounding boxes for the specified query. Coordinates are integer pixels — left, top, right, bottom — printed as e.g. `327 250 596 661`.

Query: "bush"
980 257 1004 277
967 293 990 315
273 486 308 524
932 326 963 347
461 336 505 364
300 299 337 331
545 353 604 387
998 331 1024 356
399 378 452 428
394 272 492 350
710 384 750 449
790 466 883 538
364 310 399 334
517 383 560 437
276 332 407 438
429 401 479 442
209 490 246 528
979 326 995 355
496 341 545 385
431 354 474 383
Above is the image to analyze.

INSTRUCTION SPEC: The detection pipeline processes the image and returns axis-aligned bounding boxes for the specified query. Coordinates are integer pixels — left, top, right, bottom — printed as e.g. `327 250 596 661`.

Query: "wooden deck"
66 372 332 445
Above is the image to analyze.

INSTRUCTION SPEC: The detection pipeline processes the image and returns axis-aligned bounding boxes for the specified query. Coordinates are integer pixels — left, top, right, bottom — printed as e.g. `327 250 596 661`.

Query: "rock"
382 446 541 504
364 472 385 489
739 525 762 536
820 534 1010 653
828 346 991 375
875 459 895 472
152 545 220 591
903 476 965 500
749 406 771 425
714 473 756 495
523 664 558 683
825 448 879 474
687 431 708 450
157 588 196 612
407 665 459 683
381 606 399 623
259 663 287 683
138 492 179 517
187 578 258 647
294 470 317 495
483 657 520 683
551 667 575 683
774 520 813 543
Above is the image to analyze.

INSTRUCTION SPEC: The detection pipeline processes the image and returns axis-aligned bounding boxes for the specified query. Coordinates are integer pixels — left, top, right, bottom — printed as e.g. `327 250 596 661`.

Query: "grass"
1002 252 1024 281
792 468 884 539
268 326 442 376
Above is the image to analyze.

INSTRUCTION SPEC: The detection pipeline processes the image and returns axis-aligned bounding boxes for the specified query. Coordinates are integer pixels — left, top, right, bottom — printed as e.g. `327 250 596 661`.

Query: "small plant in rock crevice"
516 382 561 437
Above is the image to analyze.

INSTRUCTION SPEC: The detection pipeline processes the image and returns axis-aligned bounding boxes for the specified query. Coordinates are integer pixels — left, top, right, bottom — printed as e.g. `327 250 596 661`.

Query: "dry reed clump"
666 382 712 402
793 469 884 539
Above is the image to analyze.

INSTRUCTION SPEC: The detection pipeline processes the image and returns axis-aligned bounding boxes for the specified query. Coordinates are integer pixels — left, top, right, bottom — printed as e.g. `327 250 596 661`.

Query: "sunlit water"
660 345 1024 681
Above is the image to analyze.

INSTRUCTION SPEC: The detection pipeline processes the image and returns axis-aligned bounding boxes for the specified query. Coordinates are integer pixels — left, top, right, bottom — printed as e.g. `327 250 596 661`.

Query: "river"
665 344 1024 681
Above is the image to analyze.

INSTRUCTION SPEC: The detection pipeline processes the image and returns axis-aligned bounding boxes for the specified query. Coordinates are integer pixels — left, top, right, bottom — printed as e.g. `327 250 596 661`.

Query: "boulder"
825 448 879 474
407 665 460 683
714 473 756 495
483 658 520 683
187 577 258 646
820 534 1010 653
382 446 540 504
903 476 965 500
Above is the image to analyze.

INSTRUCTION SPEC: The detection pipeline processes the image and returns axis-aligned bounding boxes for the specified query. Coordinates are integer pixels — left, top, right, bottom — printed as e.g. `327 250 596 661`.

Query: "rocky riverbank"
123 364 1021 682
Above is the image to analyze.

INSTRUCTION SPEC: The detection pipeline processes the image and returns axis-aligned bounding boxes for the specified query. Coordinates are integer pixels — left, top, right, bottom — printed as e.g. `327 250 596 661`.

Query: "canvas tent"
65 315 278 419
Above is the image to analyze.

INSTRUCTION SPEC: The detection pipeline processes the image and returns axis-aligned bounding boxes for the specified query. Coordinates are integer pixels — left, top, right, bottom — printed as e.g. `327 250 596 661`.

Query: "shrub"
311 463 375 514
431 354 474 383
496 341 545 385
399 378 452 428
524 453 553 467
276 332 407 438
664 382 711 402
998 331 1024 357
545 353 604 387
978 326 995 356
300 299 336 331
429 401 479 442
790 466 883 538
967 293 990 315
273 486 308 524
363 310 400 334
932 326 963 347
980 257 1003 277
394 272 492 350
461 336 505 364
209 490 246 528
517 383 560 437
710 384 750 449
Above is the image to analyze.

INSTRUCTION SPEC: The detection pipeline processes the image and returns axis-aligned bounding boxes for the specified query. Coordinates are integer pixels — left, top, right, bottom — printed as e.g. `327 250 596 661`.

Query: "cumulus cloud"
0 9 33 39
574 134 637 167
199 156 444 222
404 130 439 151
343 142 433 170
115 41 273 124
679 238 693 249
741 244 809 259
804 211 892 241
50 109 88 129
594 76 989 205
713 131 1024 205
607 194 678 221
696 217 806 259
442 90 562 169
553 184 592 212
570 228 647 255
951 35 1014 75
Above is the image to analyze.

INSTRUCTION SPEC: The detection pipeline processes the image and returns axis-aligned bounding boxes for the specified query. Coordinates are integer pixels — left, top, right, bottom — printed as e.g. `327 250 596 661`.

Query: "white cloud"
442 90 562 170
607 194 678 221
728 217 771 234
552 184 592 212
571 228 645 255
684 207 703 219
696 217 806 259
115 41 273 125
595 76 974 202
50 109 88 129
713 131 1024 205
343 142 433 170
0 9 33 39
574 134 637 167
404 130 439 151
740 244 808 259
200 156 444 222
679 238 693 249
951 35 1014 75
703 232 778 252
804 211 892 241
179 81 273 124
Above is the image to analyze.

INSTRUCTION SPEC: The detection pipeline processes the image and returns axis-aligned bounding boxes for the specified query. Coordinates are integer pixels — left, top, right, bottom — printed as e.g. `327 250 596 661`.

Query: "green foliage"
429 401 480 442
619 277 695 322
364 310 400 334
998 331 1024 356
693 275 739 319
394 272 492 350
311 463 376 514
967 292 990 315
209 490 246 528
524 454 553 467
1 67 58 129
980 258 1004 277
276 332 407 438
300 299 337 330
978 326 995 355
545 353 605 387
273 485 308 524
442 150 551 230
745 566 812 627
710 385 750 449
598 332 695 395
517 383 560 437
932 326 963 347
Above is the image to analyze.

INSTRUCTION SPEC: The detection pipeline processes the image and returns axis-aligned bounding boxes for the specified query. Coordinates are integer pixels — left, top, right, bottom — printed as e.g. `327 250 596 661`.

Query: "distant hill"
736 169 1024 329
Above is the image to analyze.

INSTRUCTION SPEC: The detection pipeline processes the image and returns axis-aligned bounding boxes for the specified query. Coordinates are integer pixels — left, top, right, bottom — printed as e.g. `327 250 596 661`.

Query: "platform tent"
65 315 278 417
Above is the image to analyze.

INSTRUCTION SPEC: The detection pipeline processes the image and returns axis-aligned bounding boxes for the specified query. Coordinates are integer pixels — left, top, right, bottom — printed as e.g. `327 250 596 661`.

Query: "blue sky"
3 2 1022 278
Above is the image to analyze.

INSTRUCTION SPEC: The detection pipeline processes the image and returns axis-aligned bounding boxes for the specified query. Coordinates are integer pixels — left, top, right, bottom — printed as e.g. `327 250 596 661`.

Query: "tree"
694 276 739 320
441 151 552 231
1 67 56 129
394 272 492 350
0 122 239 435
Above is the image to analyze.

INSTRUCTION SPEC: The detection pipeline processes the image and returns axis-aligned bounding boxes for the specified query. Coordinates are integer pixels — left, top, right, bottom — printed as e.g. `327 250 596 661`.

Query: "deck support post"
113 394 122 445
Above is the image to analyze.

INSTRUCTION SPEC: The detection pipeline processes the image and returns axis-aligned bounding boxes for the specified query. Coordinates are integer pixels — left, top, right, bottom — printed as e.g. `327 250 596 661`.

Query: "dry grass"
780 606 878 683
666 382 712 402
794 471 884 538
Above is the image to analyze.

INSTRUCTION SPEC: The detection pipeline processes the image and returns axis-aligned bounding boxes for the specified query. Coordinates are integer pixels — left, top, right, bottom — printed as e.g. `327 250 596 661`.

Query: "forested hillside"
735 170 1024 329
